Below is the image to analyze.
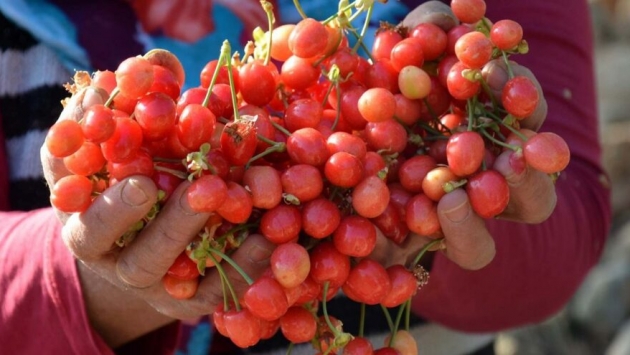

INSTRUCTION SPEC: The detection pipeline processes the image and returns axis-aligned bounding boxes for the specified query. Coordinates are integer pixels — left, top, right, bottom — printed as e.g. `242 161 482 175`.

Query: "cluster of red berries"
45 0 570 353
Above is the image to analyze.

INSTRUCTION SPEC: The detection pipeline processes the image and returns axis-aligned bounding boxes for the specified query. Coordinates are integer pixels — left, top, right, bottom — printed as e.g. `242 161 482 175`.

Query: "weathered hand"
370 2 557 271
41 87 275 347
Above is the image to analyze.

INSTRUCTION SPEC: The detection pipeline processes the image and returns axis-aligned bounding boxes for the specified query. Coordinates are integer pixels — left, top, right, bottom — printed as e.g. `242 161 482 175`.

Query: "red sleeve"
411 0 612 332
0 208 181 354
0 208 114 354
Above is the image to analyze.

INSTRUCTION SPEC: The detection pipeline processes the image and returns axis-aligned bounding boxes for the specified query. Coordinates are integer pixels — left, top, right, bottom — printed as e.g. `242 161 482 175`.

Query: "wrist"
76 259 175 348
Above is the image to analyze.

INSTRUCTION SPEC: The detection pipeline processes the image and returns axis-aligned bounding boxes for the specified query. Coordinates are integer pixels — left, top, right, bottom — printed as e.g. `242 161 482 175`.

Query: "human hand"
41 87 275 347
368 2 557 271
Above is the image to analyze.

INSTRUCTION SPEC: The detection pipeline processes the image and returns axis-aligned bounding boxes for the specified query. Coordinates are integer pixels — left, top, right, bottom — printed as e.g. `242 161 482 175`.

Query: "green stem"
351 4 374 54
292 0 308 19
411 238 444 267
359 303 366 338
246 142 286 167
416 120 444 137
488 114 529 141
322 2 357 26
201 51 227 108
262 1 274 66
322 282 342 337
388 302 408 347
153 165 188 180
348 29 374 62
219 271 228 310
208 252 241 311
479 127 520 152
502 51 515 79
380 304 395 333
477 75 499 113
286 343 294 355
467 98 476 131
104 88 119 108
321 80 336 108
223 41 241 121
331 81 341 131
257 134 279 146
152 156 184 165
208 247 255 286
270 119 292 137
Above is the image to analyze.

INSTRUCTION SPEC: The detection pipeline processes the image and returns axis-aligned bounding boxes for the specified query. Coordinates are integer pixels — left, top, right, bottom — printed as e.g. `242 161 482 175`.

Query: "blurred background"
494 1 630 354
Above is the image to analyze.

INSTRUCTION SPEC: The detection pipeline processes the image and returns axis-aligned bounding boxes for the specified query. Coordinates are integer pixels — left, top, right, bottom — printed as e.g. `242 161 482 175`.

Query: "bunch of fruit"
45 0 570 353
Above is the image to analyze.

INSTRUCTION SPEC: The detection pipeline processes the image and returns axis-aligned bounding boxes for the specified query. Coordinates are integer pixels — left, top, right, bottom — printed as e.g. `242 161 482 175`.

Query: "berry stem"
466 97 479 132
201 51 227 108
246 141 286 167
153 165 189 180
479 127 521 152
104 88 119 108
348 28 375 62
261 0 275 66
292 0 308 19
444 178 468 193
208 247 255 286
222 40 242 122
380 304 395 333
359 302 366 338
286 343 294 355
322 281 342 337
488 113 530 142
477 74 499 112
501 51 515 79
411 238 444 267
208 252 241 311
351 3 374 55
322 1 357 26
270 119 293 137
388 302 408 347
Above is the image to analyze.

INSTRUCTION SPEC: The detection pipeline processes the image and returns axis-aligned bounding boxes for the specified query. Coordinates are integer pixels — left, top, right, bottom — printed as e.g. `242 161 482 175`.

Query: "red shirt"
0 0 611 353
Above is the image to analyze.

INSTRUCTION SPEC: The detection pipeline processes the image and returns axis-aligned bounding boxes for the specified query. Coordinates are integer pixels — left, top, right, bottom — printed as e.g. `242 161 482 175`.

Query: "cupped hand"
370 3 557 271
41 87 275 347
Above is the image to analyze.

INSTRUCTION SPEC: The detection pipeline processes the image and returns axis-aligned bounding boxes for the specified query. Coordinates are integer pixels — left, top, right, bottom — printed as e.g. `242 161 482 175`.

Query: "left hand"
369 2 557 271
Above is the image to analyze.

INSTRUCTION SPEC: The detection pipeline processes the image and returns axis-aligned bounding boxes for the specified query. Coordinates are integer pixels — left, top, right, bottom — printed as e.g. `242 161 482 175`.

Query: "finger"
115 181 210 288
59 86 108 122
185 234 276 316
493 150 557 224
41 87 110 189
63 176 159 260
481 59 548 131
437 189 496 270
401 0 459 32
399 234 443 267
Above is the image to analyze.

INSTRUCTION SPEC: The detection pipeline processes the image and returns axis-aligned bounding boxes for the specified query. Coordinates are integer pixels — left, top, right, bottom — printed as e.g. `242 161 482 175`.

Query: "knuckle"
190 286 223 314
61 221 99 262
116 253 162 289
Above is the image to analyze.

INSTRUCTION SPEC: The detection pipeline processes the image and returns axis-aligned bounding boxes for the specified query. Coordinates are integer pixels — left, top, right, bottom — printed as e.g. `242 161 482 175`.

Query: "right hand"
41 87 275 346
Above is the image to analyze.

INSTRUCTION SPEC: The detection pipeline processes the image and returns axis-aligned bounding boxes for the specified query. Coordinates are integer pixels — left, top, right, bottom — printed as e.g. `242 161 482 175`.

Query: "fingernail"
178 187 198 216
122 178 149 206
442 198 470 223
494 150 526 186
508 151 527 177
247 243 274 263
82 87 106 107
484 61 509 92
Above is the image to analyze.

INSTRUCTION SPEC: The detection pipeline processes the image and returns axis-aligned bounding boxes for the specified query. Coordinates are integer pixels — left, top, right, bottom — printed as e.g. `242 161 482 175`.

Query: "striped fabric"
0 12 71 211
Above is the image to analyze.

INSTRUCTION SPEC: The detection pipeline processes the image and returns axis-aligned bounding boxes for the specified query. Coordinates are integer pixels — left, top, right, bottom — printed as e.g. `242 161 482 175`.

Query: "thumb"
437 189 496 270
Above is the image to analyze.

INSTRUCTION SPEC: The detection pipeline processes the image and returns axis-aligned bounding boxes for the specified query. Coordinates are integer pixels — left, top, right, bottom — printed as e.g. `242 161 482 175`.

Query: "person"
0 0 611 354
